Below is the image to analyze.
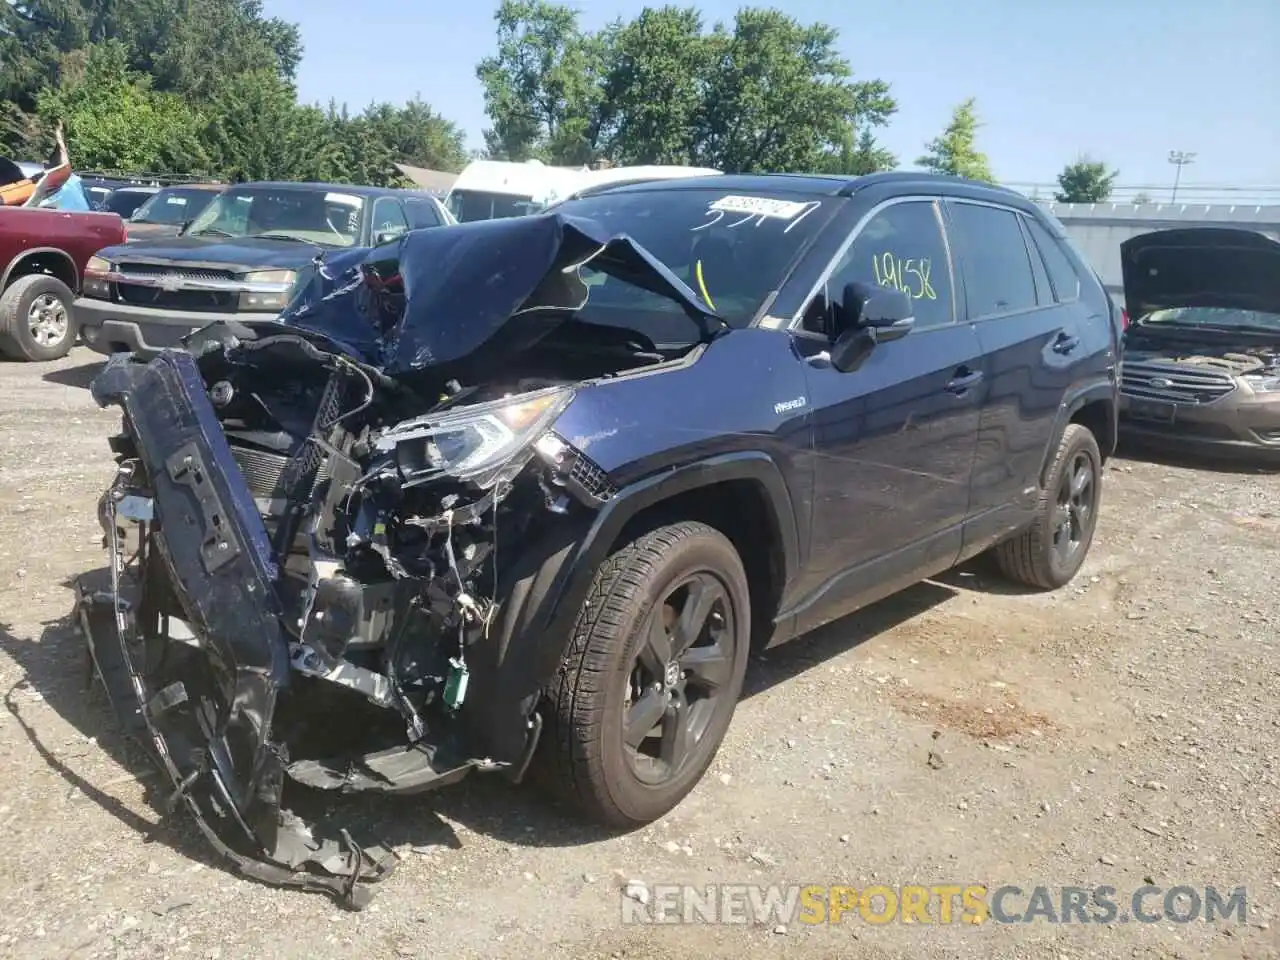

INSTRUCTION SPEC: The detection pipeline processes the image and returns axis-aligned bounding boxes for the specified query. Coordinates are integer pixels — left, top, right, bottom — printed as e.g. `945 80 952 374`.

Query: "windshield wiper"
189 227 235 238
248 232 315 244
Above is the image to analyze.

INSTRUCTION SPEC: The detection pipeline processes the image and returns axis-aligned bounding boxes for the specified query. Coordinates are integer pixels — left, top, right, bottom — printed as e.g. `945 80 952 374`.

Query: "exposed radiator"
228 441 330 511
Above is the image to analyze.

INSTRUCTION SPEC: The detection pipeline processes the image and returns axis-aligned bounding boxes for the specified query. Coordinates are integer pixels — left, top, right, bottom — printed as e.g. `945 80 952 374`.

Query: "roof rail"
78 170 227 187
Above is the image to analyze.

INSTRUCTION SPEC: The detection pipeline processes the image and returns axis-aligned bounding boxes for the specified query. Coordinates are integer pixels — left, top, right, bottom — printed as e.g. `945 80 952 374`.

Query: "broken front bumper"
77 351 400 906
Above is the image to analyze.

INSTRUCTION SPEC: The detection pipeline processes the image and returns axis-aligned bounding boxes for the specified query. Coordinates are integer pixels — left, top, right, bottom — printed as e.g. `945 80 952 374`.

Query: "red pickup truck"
0 206 126 361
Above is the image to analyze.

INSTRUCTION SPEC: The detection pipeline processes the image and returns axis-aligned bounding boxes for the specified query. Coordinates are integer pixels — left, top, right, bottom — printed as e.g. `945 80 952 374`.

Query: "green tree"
359 98 468 173
475 0 607 163
694 8 895 173
476 3 897 173
34 41 209 173
818 125 897 176
118 0 302 101
199 70 342 182
0 0 299 109
917 97 994 182
1 0 302 155
599 6 708 165
1054 156 1119 203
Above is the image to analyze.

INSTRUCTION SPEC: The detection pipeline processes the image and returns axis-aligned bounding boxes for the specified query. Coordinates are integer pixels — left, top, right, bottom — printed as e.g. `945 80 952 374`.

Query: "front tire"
544 521 751 827
0 273 78 361
994 423 1102 589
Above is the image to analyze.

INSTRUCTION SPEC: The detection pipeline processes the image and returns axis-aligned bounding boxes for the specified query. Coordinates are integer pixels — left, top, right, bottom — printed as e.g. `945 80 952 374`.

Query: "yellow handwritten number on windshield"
872 253 936 300
695 259 716 310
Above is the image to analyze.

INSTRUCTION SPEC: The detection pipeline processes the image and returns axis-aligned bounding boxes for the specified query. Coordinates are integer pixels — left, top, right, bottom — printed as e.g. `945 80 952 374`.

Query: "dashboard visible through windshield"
185 187 366 246
551 187 834 334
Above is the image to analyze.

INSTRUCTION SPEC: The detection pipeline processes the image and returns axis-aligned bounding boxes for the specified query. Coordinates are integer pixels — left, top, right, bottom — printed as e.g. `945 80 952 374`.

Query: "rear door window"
1023 216 1082 303
947 202 1038 318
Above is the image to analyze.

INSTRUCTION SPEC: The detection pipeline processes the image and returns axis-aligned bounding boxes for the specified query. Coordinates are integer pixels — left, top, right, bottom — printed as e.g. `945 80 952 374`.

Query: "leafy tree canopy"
1055 156 1119 203
917 97 994 182
1 0 465 185
476 1 898 173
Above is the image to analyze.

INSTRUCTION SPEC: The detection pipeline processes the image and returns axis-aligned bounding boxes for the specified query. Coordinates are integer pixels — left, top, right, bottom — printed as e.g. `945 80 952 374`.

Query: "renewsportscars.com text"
620 883 1249 926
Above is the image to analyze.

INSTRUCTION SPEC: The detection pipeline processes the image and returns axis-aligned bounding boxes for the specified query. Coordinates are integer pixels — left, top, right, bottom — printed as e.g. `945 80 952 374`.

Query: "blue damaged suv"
80 172 1119 904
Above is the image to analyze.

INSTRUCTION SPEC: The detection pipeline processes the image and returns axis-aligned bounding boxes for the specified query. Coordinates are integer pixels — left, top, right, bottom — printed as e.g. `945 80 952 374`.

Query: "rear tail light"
1120 309 1129 330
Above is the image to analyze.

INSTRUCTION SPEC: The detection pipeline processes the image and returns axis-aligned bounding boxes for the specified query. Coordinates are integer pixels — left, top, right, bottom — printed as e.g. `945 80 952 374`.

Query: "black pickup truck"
77 180 454 356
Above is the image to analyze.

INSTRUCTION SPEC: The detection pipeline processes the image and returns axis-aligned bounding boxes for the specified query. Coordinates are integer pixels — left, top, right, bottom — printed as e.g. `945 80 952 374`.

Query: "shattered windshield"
186 186 365 246
551 187 832 333
1142 307 1280 333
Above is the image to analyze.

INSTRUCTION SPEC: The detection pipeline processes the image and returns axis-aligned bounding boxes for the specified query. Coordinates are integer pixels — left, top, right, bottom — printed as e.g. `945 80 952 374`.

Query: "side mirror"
829 281 915 373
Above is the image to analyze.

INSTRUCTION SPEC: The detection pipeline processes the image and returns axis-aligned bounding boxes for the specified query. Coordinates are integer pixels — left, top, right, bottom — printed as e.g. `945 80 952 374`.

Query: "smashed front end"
75 213 717 906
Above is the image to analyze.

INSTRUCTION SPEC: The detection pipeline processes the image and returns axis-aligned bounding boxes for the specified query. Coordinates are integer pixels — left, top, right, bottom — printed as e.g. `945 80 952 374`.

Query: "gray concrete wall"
1035 201 1280 301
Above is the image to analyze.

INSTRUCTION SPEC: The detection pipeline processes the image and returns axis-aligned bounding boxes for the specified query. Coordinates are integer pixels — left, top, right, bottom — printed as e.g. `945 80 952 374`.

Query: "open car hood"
1120 227 1280 320
275 211 722 376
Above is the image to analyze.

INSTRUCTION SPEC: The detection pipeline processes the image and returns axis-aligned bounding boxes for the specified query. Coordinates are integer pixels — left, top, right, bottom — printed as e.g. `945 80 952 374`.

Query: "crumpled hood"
275 211 722 376
1121 227 1280 319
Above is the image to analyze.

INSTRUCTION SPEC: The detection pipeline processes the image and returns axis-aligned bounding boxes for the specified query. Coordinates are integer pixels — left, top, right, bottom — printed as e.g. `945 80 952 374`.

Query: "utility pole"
1168 150 1196 203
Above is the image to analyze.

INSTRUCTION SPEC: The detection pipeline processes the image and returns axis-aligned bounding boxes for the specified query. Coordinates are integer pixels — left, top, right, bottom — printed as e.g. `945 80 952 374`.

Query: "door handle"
1052 332 1080 354
945 368 983 394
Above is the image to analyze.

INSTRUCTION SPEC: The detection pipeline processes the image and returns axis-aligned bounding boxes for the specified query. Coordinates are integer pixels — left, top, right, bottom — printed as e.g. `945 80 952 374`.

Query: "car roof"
577 170 1036 209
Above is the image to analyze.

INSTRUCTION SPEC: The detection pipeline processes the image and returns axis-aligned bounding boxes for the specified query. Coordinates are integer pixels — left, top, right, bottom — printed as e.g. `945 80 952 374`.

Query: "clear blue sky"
264 0 1280 199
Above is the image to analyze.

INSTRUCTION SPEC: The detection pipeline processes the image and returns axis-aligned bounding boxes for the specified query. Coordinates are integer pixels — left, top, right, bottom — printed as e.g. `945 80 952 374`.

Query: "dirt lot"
0 348 1277 960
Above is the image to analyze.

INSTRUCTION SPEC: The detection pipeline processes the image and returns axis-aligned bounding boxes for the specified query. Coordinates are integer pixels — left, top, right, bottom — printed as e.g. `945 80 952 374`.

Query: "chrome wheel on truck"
27 292 70 348
0 274 78 361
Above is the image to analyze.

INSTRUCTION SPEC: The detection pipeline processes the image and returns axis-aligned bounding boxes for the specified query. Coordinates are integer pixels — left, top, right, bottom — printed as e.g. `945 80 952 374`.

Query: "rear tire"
0 273 78 361
543 521 751 827
994 423 1102 589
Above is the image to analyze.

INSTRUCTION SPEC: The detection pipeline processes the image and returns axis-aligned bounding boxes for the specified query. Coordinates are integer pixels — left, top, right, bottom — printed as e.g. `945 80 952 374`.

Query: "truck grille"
114 263 240 312
115 263 237 282
1121 361 1237 405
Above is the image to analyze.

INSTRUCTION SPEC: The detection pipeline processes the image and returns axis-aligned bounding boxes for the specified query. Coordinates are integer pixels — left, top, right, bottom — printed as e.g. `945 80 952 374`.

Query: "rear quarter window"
1024 216 1081 303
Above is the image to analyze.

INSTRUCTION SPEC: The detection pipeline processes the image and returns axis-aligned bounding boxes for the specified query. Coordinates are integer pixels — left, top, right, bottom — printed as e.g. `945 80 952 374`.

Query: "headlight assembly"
83 255 112 299
376 386 574 487
238 269 298 312
1245 375 1280 393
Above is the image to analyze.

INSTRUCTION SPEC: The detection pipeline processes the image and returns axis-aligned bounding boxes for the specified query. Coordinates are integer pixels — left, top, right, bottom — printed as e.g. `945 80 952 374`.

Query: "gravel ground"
0 348 1277 960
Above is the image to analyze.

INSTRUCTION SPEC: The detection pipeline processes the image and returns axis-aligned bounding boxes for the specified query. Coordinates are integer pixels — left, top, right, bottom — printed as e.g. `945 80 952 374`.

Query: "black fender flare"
461 450 800 766
1038 379 1118 487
